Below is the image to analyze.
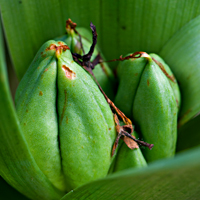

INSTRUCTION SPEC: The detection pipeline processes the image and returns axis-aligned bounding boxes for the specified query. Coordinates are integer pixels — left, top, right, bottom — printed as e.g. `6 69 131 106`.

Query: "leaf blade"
61 147 200 200
160 15 200 127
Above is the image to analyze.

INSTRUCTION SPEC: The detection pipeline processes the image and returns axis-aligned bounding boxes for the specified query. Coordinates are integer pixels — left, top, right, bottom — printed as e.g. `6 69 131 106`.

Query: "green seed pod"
15 40 116 192
133 55 177 162
114 52 179 162
55 20 115 100
112 132 147 172
115 53 181 118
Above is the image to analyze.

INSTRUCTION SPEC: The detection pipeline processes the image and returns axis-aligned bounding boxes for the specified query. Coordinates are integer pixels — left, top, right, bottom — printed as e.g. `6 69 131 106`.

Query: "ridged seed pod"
15 40 116 192
114 53 179 162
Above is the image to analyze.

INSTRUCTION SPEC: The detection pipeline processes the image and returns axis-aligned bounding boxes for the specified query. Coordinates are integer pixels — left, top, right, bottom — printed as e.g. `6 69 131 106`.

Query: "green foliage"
1 0 200 199
61 147 200 200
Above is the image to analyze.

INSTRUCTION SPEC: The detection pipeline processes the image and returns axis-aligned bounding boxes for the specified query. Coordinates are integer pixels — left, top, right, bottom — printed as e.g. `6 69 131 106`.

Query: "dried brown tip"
101 51 151 63
122 135 139 150
111 114 139 156
46 44 70 57
66 18 77 31
111 114 154 156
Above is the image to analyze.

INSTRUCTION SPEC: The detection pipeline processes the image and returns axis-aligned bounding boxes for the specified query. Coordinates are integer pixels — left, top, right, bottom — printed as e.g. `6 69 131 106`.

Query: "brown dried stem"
72 22 154 155
152 58 176 82
100 51 176 82
112 114 154 156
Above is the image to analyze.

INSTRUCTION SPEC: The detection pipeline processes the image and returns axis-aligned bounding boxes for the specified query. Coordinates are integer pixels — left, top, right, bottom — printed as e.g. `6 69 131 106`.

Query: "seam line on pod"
15 53 67 192
55 56 66 188
130 60 148 117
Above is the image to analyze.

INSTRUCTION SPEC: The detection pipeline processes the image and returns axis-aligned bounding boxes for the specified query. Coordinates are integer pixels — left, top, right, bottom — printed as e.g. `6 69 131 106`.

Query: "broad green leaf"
1 0 200 78
61 147 200 200
160 15 200 127
101 0 200 62
0 18 64 200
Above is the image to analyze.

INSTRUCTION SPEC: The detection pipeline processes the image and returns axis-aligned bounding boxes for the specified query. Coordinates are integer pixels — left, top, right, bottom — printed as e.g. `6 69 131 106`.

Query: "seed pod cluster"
3 19 188 200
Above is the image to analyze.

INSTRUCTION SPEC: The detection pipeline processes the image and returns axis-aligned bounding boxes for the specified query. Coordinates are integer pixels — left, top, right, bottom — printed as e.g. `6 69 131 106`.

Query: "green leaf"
0 18 64 200
61 147 200 199
1 0 200 78
101 0 200 62
160 15 200 127
1 1 200 199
